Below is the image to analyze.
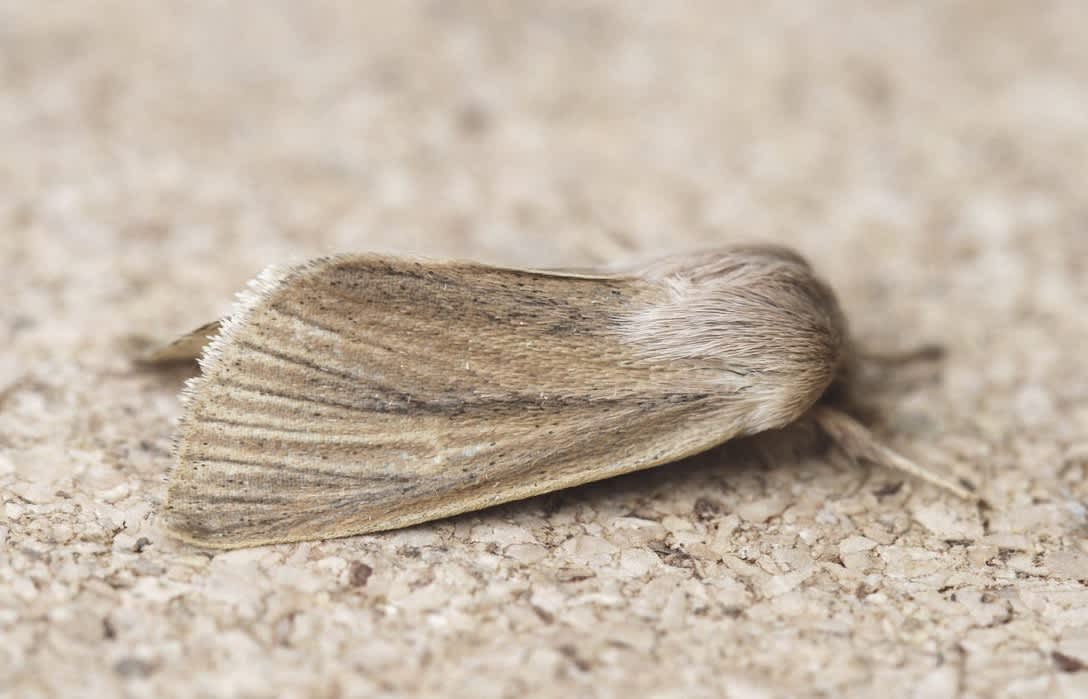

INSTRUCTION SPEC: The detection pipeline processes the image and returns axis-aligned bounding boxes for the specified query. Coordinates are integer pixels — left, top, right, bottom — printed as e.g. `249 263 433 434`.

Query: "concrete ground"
2 2 1087 697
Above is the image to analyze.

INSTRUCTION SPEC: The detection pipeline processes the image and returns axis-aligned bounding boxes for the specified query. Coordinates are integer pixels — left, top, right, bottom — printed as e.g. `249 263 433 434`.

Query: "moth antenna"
812 406 981 502
856 344 945 367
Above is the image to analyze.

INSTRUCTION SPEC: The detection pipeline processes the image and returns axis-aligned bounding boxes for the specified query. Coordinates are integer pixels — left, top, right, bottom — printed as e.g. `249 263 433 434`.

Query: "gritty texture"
2 2 1087 698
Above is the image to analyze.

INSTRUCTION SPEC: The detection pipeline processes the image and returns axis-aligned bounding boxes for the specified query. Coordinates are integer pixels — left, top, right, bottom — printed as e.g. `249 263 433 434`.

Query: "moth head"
625 245 852 431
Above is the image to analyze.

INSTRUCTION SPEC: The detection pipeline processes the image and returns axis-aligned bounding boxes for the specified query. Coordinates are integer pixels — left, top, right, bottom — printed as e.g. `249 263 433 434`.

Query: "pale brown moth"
151 245 976 549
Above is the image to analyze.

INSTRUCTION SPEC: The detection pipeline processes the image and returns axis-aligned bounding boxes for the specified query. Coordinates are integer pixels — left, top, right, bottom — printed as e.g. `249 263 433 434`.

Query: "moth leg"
812 406 981 502
141 320 221 364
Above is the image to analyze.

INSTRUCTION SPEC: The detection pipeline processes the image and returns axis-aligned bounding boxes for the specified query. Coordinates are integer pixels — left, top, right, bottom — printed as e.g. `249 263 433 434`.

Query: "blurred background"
4 2 1085 350
3 2 1087 697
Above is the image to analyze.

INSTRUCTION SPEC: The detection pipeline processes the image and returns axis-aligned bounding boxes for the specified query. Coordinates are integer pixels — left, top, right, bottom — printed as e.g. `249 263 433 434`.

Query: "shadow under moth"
149 245 977 549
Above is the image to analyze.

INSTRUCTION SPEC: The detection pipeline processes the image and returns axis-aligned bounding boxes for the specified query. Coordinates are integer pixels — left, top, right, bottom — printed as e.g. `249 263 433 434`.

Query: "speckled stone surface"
2 2 1087 697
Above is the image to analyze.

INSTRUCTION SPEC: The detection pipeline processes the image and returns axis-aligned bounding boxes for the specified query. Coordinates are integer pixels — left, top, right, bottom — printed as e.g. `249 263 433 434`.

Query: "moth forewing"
162 247 848 548
143 320 222 364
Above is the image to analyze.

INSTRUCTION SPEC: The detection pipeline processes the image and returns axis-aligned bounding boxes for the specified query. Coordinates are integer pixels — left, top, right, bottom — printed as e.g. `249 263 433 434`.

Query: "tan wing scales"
164 248 847 548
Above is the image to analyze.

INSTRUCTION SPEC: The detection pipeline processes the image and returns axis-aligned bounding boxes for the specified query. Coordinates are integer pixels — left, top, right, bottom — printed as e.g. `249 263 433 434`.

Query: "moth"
151 245 974 549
